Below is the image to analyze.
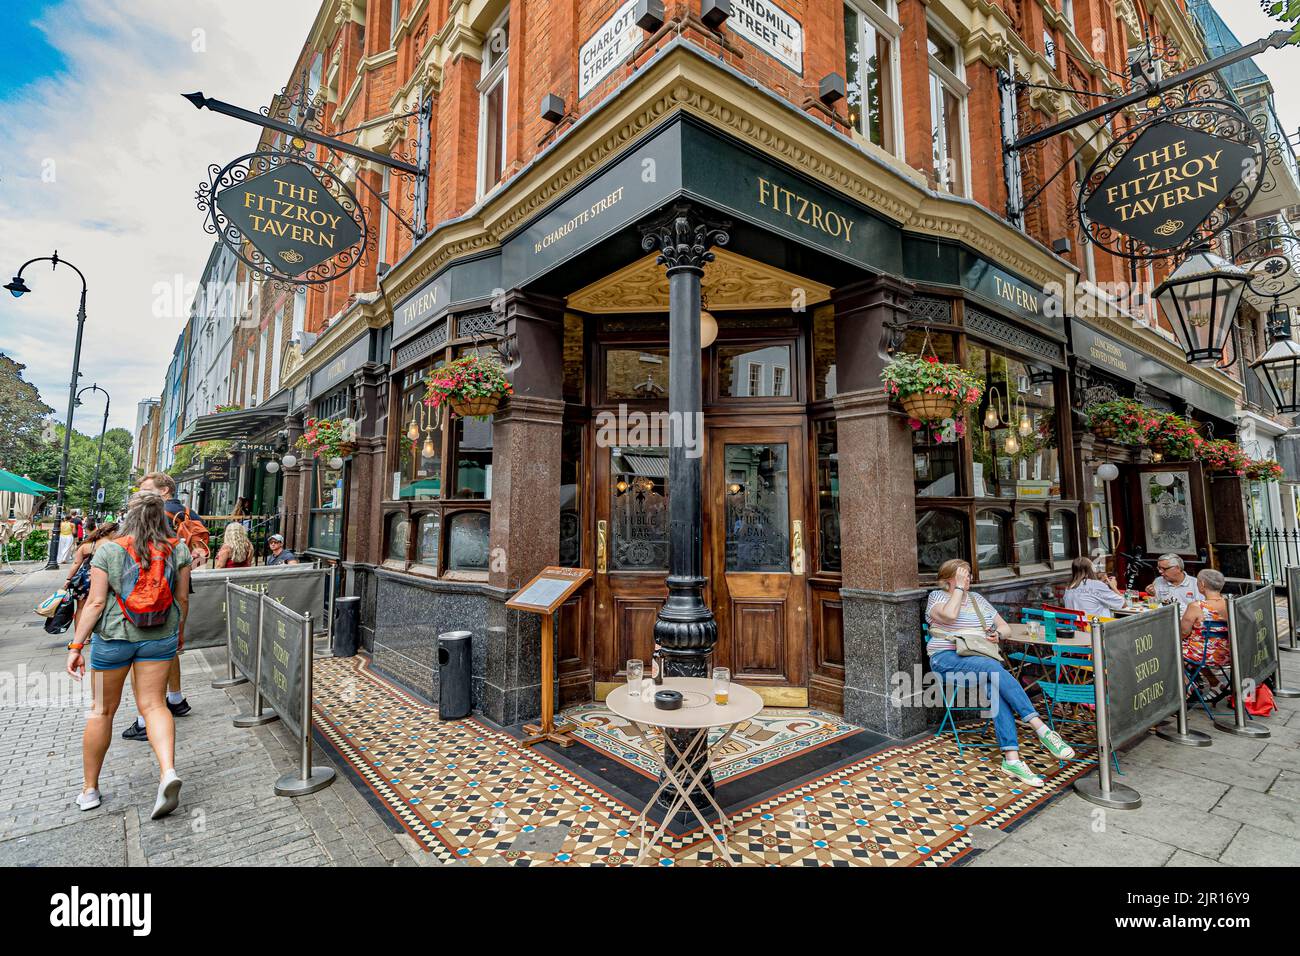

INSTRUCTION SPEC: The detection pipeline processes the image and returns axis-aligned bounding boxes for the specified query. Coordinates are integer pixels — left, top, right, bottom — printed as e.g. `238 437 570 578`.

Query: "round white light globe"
328 456 344 470
265 460 280 474
282 453 298 469
1155 471 1176 487
1097 463 1119 482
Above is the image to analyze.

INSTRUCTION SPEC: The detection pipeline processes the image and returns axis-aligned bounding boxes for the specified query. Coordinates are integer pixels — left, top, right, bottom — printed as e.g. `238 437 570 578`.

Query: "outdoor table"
605 677 763 865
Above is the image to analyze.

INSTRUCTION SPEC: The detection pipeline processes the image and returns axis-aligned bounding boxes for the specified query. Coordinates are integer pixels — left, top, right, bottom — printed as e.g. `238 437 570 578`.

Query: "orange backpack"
169 506 210 560
115 536 178 628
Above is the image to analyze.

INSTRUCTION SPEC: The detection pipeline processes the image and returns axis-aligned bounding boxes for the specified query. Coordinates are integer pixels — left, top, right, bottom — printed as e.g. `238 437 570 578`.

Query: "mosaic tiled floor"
311 655 1095 866
559 702 862 784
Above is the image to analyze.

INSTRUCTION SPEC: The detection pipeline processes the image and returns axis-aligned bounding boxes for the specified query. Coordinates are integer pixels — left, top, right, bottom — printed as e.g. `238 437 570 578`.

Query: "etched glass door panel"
1142 471 1196 556
609 446 670 571
724 443 790 572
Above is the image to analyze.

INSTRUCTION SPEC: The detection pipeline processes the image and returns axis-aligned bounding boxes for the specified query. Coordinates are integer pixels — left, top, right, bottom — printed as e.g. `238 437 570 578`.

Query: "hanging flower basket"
425 354 513 420
1246 458 1284 482
1084 399 1156 445
295 417 359 460
882 351 983 425
1146 412 1200 461
1197 438 1249 476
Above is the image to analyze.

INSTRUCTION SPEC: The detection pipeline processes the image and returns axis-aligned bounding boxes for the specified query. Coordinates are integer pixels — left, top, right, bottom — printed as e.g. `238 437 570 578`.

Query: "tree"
1263 2 1300 42
0 354 54 471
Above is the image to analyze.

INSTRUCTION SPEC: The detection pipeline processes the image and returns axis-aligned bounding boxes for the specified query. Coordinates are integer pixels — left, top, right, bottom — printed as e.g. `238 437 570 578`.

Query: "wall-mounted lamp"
818 73 846 106
700 0 731 30
540 93 565 124
982 385 1033 454
635 0 664 31
1097 462 1119 482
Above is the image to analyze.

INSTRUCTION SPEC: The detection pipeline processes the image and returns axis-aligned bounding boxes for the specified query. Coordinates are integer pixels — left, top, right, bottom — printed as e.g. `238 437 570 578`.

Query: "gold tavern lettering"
993 276 1040 314
756 176 855 244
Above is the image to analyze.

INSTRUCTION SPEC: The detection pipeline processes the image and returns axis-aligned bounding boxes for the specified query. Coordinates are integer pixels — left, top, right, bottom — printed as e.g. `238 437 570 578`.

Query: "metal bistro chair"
1183 619 1232 723
925 624 997 756
1018 607 1121 774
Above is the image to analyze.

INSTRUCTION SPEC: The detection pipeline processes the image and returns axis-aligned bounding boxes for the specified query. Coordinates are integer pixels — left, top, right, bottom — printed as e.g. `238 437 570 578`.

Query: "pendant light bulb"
1018 414 1033 437
983 406 999 429
407 419 420 441
1004 433 1020 455
422 436 436 459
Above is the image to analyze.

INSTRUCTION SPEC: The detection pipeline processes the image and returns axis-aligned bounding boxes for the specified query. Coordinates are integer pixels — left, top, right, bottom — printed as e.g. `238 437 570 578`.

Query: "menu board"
1231 585 1278 689
1101 604 1182 750
227 583 261 682
258 599 307 738
506 567 592 614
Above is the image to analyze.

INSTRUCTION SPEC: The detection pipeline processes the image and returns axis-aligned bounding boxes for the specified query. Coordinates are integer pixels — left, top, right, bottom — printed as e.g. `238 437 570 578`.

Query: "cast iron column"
640 204 729 806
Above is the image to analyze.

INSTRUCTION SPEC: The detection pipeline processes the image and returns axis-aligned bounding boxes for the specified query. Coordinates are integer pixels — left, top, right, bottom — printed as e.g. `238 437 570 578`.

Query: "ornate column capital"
639 203 731 276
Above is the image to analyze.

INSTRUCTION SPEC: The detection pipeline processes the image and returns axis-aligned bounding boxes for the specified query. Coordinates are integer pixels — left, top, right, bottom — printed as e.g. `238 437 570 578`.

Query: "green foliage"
1263 2 1300 43
4 528 49 563
0 354 54 471
882 352 984 407
1084 399 1158 444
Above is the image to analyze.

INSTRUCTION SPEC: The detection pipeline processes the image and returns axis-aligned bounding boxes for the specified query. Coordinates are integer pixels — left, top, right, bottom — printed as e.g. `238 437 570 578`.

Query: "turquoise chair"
925 624 997 755
1016 609 1120 773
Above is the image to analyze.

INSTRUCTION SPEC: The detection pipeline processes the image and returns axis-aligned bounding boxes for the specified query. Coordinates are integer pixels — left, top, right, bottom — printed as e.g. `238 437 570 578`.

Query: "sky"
0 0 317 434
0 1 1296 439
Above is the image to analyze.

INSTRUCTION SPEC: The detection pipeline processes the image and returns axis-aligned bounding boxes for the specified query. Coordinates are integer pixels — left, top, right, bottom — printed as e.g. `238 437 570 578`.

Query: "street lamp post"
77 384 111 515
5 251 89 570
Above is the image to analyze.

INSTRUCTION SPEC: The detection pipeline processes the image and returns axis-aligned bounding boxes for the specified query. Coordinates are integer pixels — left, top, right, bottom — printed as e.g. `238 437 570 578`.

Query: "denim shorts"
88 634 179 671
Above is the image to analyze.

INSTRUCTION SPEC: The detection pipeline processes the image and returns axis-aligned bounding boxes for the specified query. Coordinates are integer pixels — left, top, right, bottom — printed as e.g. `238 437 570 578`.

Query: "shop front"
369 43 1084 736
1066 310 1247 587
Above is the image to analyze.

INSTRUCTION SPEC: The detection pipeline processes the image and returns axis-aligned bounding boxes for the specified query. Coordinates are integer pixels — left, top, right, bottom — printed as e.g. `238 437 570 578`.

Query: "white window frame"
476 6 510 199
926 18 972 198
391 0 402 41
378 167 391 266
1061 0 1075 33
843 0 904 158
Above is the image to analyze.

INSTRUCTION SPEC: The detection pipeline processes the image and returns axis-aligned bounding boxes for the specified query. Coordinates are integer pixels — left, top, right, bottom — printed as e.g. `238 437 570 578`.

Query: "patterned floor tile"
311 655 1092 866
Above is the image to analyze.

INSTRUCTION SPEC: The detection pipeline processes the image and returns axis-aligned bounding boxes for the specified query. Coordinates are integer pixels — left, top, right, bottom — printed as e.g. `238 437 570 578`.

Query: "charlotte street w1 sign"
216 161 362 277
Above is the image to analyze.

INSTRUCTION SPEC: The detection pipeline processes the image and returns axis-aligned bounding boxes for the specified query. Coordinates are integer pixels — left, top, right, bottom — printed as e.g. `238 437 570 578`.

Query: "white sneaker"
76 789 101 811
150 769 182 820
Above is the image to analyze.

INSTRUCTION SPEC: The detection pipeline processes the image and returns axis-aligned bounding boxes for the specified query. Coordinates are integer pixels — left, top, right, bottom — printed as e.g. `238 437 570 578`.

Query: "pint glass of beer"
713 667 731 706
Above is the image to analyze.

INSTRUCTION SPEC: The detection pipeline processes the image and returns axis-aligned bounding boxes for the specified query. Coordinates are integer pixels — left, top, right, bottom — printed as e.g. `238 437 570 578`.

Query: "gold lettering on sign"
242 178 346 250
399 284 440 329
1102 138 1225 224
1088 337 1129 373
993 276 1040 315
756 176 855 244
533 187 626 254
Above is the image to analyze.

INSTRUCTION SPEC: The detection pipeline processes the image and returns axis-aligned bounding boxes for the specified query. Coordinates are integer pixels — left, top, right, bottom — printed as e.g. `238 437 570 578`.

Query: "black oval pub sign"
216 162 362 276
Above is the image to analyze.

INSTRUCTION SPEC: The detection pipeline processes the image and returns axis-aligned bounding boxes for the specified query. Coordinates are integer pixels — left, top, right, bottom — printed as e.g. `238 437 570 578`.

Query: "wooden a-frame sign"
507 566 592 748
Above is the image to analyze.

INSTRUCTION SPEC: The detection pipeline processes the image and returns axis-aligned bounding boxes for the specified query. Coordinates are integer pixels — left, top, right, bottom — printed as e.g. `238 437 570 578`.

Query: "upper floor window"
1061 0 1075 33
390 0 402 41
927 21 969 196
377 167 391 267
477 6 510 197
843 0 901 155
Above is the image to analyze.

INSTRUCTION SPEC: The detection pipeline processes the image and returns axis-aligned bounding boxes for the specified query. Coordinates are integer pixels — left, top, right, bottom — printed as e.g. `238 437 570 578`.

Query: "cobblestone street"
0 567 428 867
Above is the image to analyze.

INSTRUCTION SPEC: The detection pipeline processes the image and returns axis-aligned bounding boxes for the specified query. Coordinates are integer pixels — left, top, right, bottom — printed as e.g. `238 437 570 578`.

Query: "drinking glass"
626 659 643 698
713 667 731 706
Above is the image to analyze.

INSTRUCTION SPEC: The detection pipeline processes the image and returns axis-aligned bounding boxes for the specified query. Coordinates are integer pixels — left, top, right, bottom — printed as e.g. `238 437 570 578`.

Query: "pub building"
227 0 1285 740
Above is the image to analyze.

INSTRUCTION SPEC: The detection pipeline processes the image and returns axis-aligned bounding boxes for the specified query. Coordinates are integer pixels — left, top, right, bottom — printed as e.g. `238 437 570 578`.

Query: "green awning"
0 469 56 495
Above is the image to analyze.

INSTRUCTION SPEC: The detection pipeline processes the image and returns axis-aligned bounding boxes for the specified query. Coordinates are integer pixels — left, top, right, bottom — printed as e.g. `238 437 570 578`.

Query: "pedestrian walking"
64 521 119 630
57 516 76 564
65 491 192 819
120 472 208 741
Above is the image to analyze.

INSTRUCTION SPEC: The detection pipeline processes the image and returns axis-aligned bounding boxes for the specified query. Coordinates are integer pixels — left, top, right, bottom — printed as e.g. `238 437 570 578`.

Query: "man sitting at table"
1062 556 1125 618
1152 553 1203 613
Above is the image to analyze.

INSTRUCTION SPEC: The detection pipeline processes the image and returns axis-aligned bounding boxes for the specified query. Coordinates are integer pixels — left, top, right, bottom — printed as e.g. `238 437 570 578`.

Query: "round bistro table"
605 677 763 865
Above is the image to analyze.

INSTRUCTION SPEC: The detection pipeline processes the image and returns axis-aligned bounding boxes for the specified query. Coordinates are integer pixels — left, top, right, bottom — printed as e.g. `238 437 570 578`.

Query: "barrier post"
1073 618 1142 809
274 611 335 797
211 579 248 689
233 591 278 728
1214 594 1272 738
1156 600 1212 747
1284 566 1300 653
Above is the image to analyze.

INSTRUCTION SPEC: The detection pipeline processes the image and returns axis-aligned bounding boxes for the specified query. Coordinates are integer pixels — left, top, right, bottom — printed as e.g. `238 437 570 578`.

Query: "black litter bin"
438 631 473 719
332 597 361 657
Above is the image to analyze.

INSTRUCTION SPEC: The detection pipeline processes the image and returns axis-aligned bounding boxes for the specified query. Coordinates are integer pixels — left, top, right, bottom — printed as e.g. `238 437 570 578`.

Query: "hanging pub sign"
1078 100 1266 261
198 151 368 285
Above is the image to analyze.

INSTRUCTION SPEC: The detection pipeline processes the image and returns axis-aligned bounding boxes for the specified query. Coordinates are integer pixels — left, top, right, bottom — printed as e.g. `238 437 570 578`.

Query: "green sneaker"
1000 759 1045 788
1038 729 1077 761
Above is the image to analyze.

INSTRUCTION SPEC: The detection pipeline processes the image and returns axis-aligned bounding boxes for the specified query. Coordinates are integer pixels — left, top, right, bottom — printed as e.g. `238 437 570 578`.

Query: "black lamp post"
1153 247 1251 365
1251 302 1300 413
5 251 89 570
77 384 111 514
640 204 728 807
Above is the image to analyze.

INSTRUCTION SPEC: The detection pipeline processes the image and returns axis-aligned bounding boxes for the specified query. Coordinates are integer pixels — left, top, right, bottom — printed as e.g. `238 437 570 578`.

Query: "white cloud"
0 0 318 434
1211 3 1300 138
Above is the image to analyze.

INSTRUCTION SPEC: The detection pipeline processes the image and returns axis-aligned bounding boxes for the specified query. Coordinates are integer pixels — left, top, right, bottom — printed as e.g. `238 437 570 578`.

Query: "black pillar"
640 204 729 806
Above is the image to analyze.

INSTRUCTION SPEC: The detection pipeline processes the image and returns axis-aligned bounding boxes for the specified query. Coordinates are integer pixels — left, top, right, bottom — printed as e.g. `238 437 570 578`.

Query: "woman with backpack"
64 521 120 629
65 491 192 820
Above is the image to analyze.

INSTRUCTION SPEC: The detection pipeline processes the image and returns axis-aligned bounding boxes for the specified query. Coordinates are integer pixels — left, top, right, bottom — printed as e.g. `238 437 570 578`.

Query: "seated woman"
213 521 255 570
926 559 1076 787
1181 568 1230 677
1061 556 1125 619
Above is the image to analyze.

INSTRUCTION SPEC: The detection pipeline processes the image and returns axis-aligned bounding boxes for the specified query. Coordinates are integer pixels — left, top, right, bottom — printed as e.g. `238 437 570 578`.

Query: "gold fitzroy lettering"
1102 138 1226 224
239 177 346 250
756 176 855 243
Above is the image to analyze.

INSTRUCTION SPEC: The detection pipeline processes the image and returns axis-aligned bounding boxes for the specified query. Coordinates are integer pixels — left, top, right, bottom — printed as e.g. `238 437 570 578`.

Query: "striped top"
925 589 997 655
